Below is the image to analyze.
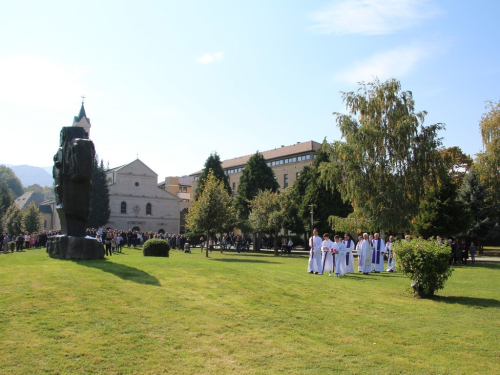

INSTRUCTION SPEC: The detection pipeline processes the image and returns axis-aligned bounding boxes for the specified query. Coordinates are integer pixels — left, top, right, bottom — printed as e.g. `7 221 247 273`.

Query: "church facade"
105 159 180 233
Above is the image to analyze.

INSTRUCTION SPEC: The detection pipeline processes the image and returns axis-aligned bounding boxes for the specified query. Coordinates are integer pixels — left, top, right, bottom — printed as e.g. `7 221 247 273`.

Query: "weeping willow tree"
320 78 446 234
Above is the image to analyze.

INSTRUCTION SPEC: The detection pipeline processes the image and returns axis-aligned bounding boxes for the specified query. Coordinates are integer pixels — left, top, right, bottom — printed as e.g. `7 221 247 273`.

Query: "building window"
296 172 300 179
135 182 139 186
146 203 152 215
232 182 236 191
284 174 288 188
183 186 187 192
121 201 127 214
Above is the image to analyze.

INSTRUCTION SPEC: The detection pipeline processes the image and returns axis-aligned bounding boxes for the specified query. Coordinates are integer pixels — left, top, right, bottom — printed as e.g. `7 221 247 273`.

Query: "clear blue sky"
1 0 498 179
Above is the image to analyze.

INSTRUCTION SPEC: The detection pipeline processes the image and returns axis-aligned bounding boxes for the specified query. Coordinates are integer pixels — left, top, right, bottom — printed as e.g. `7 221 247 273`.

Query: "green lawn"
1 247 498 374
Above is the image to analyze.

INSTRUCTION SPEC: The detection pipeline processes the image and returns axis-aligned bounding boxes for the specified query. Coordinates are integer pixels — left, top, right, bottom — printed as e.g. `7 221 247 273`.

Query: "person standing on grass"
371 233 385 273
308 228 322 274
321 233 335 276
342 234 355 274
2 233 8 253
333 235 347 277
469 242 477 264
460 238 469 265
386 236 396 272
356 235 364 272
359 233 372 275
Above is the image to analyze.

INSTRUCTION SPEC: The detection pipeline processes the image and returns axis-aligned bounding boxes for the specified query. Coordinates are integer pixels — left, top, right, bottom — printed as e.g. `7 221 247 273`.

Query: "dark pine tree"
194 152 231 200
87 157 111 229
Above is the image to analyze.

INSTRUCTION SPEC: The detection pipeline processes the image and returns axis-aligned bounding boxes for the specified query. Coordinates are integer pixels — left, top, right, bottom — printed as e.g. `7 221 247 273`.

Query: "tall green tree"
289 142 352 245
1 203 23 236
87 157 111 228
320 78 445 233
248 189 291 255
413 175 471 238
194 152 231 200
22 202 43 233
459 168 499 245
0 165 24 198
236 152 279 220
186 170 237 257
475 100 500 238
440 146 473 187
0 181 14 220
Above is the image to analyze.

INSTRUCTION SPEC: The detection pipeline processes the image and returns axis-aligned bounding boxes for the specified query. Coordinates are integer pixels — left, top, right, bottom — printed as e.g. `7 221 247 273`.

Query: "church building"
105 159 180 233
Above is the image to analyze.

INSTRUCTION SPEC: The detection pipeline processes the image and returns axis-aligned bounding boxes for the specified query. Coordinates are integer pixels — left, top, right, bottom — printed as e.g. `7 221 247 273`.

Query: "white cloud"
197 52 224 64
333 45 427 84
310 0 441 35
0 54 99 111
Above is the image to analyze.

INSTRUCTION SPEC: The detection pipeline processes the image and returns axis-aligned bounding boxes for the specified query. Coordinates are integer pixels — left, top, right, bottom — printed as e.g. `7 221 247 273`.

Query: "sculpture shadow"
75 259 161 286
431 295 500 308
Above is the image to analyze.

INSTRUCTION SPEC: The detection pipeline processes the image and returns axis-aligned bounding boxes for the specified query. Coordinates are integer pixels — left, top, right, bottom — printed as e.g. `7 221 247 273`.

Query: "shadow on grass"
75 259 161 286
209 258 279 264
431 295 500 308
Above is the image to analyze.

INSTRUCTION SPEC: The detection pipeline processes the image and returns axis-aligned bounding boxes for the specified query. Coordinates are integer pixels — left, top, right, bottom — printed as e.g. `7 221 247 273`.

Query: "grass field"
1 247 499 374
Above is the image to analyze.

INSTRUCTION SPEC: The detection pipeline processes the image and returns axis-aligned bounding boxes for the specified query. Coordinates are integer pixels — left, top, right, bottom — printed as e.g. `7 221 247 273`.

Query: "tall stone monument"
47 126 104 259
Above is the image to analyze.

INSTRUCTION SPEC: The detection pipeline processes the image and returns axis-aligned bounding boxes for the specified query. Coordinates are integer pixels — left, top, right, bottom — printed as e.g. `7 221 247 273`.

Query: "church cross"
81 95 86 103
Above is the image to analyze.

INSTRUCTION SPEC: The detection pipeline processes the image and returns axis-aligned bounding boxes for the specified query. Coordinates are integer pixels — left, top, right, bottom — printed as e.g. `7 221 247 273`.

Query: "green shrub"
8 241 16 252
394 238 454 298
143 239 170 257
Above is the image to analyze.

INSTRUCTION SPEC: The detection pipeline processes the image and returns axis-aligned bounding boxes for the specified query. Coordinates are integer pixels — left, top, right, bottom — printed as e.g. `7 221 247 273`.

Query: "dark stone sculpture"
47 127 104 260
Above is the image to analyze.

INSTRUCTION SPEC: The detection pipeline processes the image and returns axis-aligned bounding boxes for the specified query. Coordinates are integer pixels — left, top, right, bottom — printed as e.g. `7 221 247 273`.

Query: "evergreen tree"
0 181 14 220
290 142 352 244
194 153 231 200
2 203 23 236
22 202 43 233
459 169 499 244
0 165 24 198
87 157 111 228
413 175 472 238
236 152 279 219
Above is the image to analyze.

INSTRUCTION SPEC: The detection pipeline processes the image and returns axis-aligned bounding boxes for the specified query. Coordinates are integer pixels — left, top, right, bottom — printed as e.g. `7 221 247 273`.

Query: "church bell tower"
72 96 91 138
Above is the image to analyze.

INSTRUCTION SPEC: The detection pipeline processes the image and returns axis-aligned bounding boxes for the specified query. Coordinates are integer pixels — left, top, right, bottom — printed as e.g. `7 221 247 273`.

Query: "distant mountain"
4 164 53 188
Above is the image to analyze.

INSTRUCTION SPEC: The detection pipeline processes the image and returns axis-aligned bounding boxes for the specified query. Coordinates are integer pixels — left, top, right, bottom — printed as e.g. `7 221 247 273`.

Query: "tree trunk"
206 230 209 257
273 234 279 256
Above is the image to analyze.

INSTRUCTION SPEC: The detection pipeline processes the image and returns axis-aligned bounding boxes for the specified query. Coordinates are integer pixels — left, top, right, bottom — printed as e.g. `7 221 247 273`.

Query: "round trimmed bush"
143 239 170 257
394 238 454 298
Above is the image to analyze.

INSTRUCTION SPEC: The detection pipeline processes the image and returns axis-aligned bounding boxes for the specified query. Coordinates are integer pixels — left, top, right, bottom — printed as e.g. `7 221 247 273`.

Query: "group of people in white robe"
308 229 396 276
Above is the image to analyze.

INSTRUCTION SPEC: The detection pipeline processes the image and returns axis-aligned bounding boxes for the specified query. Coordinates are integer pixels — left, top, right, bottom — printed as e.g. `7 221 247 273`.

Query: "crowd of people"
307 229 477 277
1 230 59 253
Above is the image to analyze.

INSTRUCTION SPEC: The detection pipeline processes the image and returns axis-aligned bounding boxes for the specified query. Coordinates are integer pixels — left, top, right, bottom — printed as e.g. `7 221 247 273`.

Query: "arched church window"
146 203 152 215
121 201 127 214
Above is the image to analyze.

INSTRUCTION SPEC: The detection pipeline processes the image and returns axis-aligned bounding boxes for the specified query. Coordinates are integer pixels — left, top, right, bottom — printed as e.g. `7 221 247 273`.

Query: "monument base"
47 235 105 260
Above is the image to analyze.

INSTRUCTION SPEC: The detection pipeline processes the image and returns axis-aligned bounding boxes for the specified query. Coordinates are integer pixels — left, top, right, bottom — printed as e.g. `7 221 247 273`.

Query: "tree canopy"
289 141 352 239
87 157 110 229
194 152 231 200
248 189 291 254
320 78 445 233
236 152 279 219
186 170 237 257
22 202 43 234
0 165 24 198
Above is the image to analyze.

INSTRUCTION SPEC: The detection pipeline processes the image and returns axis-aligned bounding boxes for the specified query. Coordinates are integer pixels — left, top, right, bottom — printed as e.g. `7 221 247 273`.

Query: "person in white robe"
360 233 372 274
371 233 386 273
308 228 323 274
356 235 363 272
321 233 335 276
386 235 396 272
333 235 347 276
342 234 355 274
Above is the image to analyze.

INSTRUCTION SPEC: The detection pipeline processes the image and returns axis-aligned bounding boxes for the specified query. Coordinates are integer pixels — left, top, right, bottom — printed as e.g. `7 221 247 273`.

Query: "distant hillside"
4 164 53 188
